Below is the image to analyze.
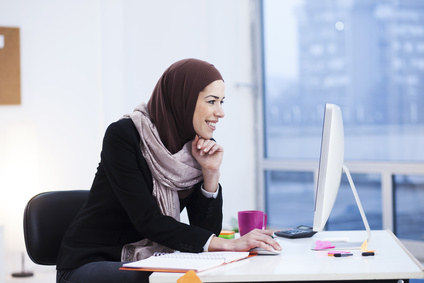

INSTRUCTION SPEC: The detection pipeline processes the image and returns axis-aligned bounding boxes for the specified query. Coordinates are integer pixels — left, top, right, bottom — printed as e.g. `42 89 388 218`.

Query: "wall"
0 226 3 283
0 0 257 271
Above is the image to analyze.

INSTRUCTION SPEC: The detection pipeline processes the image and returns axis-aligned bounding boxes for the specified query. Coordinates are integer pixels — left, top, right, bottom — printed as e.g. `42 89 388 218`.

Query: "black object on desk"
275 225 317 239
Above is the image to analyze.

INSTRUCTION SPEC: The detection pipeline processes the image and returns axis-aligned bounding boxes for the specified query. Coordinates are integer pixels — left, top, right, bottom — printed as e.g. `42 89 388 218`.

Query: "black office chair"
23 190 89 265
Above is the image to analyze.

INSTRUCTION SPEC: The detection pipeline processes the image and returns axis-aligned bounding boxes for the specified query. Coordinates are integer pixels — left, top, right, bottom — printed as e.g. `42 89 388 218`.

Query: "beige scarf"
121 103 203 262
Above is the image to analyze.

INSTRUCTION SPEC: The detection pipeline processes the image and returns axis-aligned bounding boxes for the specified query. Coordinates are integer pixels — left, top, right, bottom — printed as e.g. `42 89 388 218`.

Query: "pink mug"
238 210 268 236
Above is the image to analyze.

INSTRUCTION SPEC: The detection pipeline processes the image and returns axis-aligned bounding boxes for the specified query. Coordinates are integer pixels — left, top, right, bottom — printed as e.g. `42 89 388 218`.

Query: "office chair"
23 190 89 265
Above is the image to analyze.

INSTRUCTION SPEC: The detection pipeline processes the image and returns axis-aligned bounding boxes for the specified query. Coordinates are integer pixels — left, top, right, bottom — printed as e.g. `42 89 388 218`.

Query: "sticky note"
360 240 375 253
219 230 235 239
177 270 202 283
315 240 335 250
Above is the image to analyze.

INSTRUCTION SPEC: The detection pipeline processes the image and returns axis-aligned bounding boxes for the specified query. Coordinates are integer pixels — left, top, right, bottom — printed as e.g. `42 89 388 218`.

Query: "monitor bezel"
313 103 344 232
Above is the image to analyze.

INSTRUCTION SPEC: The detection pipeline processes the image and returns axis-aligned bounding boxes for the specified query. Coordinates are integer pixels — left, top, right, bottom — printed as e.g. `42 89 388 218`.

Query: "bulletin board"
0 27 21 105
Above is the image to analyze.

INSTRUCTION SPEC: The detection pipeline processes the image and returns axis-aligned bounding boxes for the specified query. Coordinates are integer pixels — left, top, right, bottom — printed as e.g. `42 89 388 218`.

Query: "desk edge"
385 229 424 272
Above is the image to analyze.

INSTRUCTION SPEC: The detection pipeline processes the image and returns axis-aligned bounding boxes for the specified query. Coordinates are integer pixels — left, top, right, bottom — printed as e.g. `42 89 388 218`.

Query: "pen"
362 252 375 256
328 251 350 256
334 253 353 257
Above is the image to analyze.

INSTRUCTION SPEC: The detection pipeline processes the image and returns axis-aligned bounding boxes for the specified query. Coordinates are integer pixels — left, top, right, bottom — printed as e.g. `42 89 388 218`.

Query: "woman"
56 58 281 283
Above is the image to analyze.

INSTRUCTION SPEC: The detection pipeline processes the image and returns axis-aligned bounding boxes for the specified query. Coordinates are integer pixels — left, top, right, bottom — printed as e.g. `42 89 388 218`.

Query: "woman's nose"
215 105 225 118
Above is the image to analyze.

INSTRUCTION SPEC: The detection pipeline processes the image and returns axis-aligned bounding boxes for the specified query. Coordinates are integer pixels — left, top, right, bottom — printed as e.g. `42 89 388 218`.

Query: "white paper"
0 35 4 48
122 252 249 272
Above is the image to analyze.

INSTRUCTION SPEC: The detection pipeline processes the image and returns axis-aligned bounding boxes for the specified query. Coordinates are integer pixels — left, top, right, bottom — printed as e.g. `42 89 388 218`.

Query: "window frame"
251 0 424 260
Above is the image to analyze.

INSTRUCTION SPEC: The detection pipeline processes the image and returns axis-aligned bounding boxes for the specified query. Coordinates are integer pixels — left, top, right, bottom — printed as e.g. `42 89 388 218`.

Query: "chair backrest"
23 190 89 265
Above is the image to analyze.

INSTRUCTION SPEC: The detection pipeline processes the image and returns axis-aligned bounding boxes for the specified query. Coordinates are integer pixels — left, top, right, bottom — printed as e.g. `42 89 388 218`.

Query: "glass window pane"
394 175 424 241
326 173 382 231
263 0 424 162
265 171 315 228
265 171 382 230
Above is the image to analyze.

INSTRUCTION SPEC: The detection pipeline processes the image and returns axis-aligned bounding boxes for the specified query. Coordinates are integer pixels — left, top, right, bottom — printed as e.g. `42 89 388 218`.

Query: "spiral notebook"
121 251 250 273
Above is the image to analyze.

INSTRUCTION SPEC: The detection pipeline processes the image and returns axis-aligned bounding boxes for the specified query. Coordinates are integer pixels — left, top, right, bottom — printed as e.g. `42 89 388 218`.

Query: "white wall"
0 0 258 269
0 226 3 283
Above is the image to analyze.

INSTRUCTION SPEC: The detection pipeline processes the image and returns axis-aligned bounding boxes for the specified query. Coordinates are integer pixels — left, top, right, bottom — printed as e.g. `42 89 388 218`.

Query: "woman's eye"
207 99 224 105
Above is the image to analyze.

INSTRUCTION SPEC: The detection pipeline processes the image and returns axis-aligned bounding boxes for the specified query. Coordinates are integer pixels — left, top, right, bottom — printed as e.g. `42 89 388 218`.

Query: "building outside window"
258 0 424 257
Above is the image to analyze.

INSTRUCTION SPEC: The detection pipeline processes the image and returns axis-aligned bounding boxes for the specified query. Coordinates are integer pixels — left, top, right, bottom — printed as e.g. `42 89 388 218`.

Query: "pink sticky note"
315 240 335 250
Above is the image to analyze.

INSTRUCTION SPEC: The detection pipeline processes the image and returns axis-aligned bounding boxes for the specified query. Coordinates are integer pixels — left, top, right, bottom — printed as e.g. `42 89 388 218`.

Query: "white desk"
149 230 424 282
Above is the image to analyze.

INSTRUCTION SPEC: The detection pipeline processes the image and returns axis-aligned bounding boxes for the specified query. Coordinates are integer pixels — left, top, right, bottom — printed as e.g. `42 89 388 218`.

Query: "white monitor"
312 103 371 249
313 104 344 232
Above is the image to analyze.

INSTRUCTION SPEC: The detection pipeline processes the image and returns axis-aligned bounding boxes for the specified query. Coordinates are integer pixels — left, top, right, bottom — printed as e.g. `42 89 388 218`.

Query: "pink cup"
238 210 267 236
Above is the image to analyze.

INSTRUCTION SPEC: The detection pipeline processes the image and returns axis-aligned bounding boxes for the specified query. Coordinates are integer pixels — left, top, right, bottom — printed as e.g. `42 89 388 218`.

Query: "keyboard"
275 228 316 239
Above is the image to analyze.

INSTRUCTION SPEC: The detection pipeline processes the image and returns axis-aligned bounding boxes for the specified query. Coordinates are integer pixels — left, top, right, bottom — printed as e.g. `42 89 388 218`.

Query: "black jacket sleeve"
56 119 223 270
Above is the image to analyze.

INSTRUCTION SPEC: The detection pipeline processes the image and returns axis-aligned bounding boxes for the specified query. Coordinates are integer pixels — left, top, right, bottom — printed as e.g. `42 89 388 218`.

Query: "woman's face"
192 80 225 139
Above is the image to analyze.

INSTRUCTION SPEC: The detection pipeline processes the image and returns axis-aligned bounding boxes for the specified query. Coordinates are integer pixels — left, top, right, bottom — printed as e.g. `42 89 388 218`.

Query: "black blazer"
56 119 223 270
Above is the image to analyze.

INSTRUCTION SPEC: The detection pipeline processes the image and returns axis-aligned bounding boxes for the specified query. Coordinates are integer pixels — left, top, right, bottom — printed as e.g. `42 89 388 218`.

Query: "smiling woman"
55 58 226 283
55 58 280 283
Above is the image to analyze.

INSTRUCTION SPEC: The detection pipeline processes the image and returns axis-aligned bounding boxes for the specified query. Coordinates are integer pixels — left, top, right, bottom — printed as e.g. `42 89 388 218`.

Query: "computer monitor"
312 103 371 249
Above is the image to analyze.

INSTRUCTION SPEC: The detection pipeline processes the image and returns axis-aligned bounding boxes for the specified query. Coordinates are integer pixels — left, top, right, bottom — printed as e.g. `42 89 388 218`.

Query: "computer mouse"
249 247 282 255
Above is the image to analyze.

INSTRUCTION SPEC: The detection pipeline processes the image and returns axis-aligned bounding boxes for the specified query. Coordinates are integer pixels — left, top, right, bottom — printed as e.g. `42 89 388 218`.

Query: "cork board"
0 27 21 105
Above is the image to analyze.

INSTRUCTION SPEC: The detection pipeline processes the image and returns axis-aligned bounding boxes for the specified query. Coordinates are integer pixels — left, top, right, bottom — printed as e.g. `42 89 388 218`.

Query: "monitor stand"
331 165 372 250
316 165 372 250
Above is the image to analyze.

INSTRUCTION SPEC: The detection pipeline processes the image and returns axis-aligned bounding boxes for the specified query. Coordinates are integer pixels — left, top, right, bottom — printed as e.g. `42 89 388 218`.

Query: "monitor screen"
313 104 344 232
312 104 371 248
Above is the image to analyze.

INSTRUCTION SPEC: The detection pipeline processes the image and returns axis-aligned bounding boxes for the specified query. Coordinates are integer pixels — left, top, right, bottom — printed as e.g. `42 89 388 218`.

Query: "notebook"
121 251 250 273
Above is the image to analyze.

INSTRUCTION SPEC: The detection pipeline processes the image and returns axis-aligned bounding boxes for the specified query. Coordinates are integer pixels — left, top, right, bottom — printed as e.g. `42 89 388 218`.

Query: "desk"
149 230 424 282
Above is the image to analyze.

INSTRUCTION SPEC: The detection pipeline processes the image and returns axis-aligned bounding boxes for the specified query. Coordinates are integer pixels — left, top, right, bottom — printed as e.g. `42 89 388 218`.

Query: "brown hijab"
147 58 223 154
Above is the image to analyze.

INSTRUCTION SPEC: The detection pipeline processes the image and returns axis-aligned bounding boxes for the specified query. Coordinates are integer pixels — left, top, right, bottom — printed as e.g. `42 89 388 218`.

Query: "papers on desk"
121 251 250 273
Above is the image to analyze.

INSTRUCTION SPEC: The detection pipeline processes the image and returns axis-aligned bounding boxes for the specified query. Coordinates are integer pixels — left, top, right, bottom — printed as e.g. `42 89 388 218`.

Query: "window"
327 173 382 231
259 0 424 248
394 175 424 241
265 171 314 228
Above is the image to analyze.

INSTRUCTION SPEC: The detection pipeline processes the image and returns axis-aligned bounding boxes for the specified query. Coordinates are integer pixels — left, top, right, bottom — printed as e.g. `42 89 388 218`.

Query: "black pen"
362 252 375 256
334 253 353 257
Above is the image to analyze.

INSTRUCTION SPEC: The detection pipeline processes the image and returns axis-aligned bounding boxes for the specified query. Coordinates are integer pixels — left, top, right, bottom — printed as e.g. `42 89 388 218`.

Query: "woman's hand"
191 135 223 171
208 229 282 253
191 135 224 192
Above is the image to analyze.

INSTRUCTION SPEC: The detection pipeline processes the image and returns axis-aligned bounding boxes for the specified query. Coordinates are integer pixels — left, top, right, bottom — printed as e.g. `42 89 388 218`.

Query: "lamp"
11 252 33 277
